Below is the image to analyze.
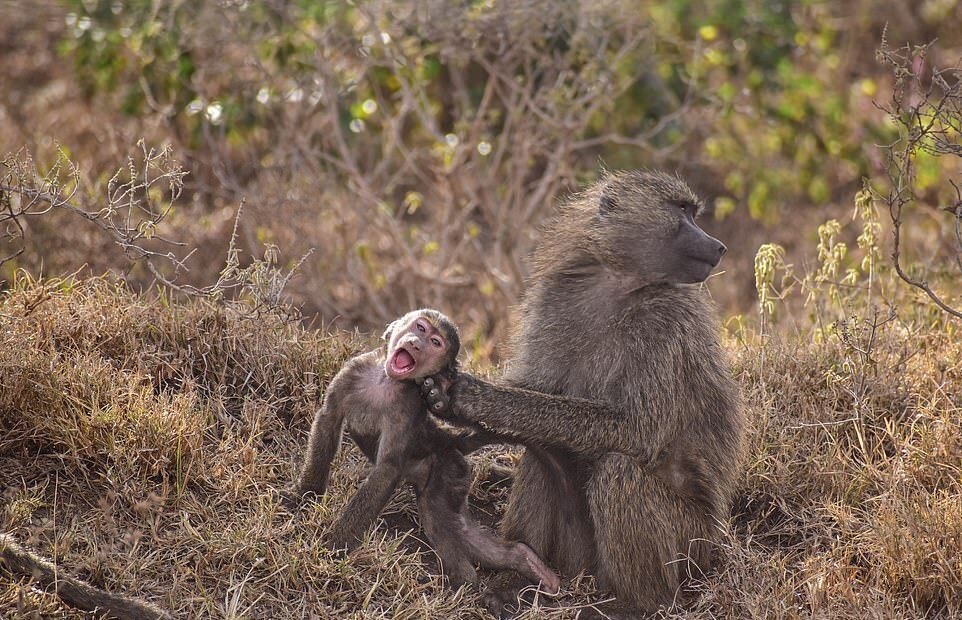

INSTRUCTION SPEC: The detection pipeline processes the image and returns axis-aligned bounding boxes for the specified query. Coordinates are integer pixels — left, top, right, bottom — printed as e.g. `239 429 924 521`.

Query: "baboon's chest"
348 366 422 431
347 377 430 463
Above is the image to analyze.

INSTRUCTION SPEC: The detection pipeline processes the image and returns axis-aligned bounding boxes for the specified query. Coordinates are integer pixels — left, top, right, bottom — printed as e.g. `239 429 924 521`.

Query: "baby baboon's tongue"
393 349 415 371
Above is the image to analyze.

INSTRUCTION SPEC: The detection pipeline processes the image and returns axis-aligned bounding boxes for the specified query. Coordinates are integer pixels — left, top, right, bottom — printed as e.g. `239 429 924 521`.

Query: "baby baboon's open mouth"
389 348 416 376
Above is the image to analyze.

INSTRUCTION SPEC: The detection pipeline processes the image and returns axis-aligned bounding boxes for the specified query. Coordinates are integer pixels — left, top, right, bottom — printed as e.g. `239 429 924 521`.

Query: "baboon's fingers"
421 375 452 416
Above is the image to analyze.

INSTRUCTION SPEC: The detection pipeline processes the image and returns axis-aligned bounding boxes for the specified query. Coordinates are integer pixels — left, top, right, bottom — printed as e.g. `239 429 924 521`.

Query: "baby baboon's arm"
328 458 403 549
426 374 665 461
296 399 345 496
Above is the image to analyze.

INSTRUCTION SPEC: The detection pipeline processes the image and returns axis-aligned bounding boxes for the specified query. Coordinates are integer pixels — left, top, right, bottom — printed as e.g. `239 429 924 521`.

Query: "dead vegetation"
0 275 959 618
2 2 962 617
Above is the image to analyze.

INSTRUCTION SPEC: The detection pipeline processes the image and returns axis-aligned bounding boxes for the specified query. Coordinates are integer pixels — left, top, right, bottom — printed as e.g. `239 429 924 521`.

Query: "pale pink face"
384 313 451 381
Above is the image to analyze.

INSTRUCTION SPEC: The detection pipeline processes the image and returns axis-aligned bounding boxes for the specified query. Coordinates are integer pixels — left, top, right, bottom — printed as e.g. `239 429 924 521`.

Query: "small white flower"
286 87 304 103
205 102 223 124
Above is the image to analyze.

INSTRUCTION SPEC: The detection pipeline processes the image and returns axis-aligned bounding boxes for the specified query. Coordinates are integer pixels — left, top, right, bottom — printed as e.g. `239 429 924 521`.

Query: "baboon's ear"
382 320 400 342
599 193 616 214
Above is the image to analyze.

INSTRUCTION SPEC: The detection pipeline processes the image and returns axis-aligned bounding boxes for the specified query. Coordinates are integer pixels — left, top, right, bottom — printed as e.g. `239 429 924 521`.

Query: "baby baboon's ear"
382 320 401 342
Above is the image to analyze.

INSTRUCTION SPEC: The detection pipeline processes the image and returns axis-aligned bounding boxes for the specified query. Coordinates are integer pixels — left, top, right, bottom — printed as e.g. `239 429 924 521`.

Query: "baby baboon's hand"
419 374 454 417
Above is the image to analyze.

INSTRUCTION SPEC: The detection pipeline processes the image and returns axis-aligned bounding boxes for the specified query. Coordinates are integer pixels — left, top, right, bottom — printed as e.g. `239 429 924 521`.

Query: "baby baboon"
425 171 745 613
0 533 172 619
292 309 560 592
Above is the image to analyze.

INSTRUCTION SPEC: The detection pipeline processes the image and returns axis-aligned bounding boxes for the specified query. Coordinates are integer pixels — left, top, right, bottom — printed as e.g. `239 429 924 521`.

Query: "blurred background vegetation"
1 0 961 349
2 2 962 618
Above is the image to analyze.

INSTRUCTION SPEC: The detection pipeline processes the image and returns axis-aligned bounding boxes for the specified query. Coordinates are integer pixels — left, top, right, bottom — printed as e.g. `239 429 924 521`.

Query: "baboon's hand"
419 374 455 417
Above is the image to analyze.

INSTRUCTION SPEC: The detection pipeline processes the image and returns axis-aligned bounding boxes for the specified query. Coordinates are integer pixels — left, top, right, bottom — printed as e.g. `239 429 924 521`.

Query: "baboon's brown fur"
427 170 745 612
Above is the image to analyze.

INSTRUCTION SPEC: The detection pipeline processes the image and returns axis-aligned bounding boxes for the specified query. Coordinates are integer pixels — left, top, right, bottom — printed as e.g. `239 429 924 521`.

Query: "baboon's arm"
296 399 345 495
435 374 663 460
451 427 513 454
328 461 402 549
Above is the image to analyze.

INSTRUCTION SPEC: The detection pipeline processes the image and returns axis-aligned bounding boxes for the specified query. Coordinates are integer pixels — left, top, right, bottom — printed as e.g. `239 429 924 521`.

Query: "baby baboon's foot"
517 543 561 594
324 524 362 554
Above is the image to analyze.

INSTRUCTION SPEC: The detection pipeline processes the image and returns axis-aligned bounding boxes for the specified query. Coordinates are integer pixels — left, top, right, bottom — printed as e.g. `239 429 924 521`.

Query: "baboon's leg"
460 517 560 594
328 462 401 549
296 403 343 495
500 452 557 558
417 493 478 588
500 448 595 576
588 454 712 612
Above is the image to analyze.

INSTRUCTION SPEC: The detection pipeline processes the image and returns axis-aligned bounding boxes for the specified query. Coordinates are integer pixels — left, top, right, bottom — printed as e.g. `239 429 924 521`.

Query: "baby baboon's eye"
417 322 426 332
431 337 442 348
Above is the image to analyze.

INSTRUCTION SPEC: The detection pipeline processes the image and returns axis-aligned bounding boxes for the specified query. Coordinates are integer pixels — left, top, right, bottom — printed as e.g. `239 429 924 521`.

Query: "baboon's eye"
431 337 442 348
677 202 696 219
417 322 426 332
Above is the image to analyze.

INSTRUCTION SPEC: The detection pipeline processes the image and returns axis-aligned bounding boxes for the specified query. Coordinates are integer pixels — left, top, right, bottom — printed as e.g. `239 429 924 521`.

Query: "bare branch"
0 146 310 320
872 38 962 319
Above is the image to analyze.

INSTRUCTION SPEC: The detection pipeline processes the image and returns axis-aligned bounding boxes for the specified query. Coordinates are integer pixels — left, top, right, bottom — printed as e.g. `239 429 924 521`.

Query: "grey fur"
291 309 559 593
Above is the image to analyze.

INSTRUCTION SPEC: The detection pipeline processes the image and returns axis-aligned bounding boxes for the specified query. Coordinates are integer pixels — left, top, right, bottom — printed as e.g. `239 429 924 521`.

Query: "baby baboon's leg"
328 463 401 549
417 493 478 588
460 518 561 594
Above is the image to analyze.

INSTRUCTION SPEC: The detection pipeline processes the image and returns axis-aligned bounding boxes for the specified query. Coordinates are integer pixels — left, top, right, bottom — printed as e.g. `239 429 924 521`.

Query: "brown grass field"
1 275 959 619
2 1 962 618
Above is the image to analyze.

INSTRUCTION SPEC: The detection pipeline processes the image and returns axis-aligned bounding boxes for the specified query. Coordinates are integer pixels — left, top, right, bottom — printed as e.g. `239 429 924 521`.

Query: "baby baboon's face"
599 171 727 284
383 311 457 381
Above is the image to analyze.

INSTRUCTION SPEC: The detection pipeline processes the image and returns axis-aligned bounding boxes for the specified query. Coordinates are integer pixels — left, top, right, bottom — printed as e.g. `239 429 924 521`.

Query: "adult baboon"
424 170 745 612
291 309 560 593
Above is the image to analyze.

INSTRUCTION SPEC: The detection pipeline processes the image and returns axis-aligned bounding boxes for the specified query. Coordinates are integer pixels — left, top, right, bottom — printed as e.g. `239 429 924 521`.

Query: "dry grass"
1 276 960 618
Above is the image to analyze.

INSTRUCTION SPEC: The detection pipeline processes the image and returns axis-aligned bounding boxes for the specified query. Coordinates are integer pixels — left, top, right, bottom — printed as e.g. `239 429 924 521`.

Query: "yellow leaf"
698 25 718 41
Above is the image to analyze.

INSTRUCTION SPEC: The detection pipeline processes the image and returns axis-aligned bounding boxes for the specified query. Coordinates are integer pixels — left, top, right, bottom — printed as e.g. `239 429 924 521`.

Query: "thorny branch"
874 36 962 319
0 141 309 318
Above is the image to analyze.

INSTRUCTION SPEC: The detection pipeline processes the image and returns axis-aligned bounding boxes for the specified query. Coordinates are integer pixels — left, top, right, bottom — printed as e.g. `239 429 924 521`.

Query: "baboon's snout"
716 240 728 257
